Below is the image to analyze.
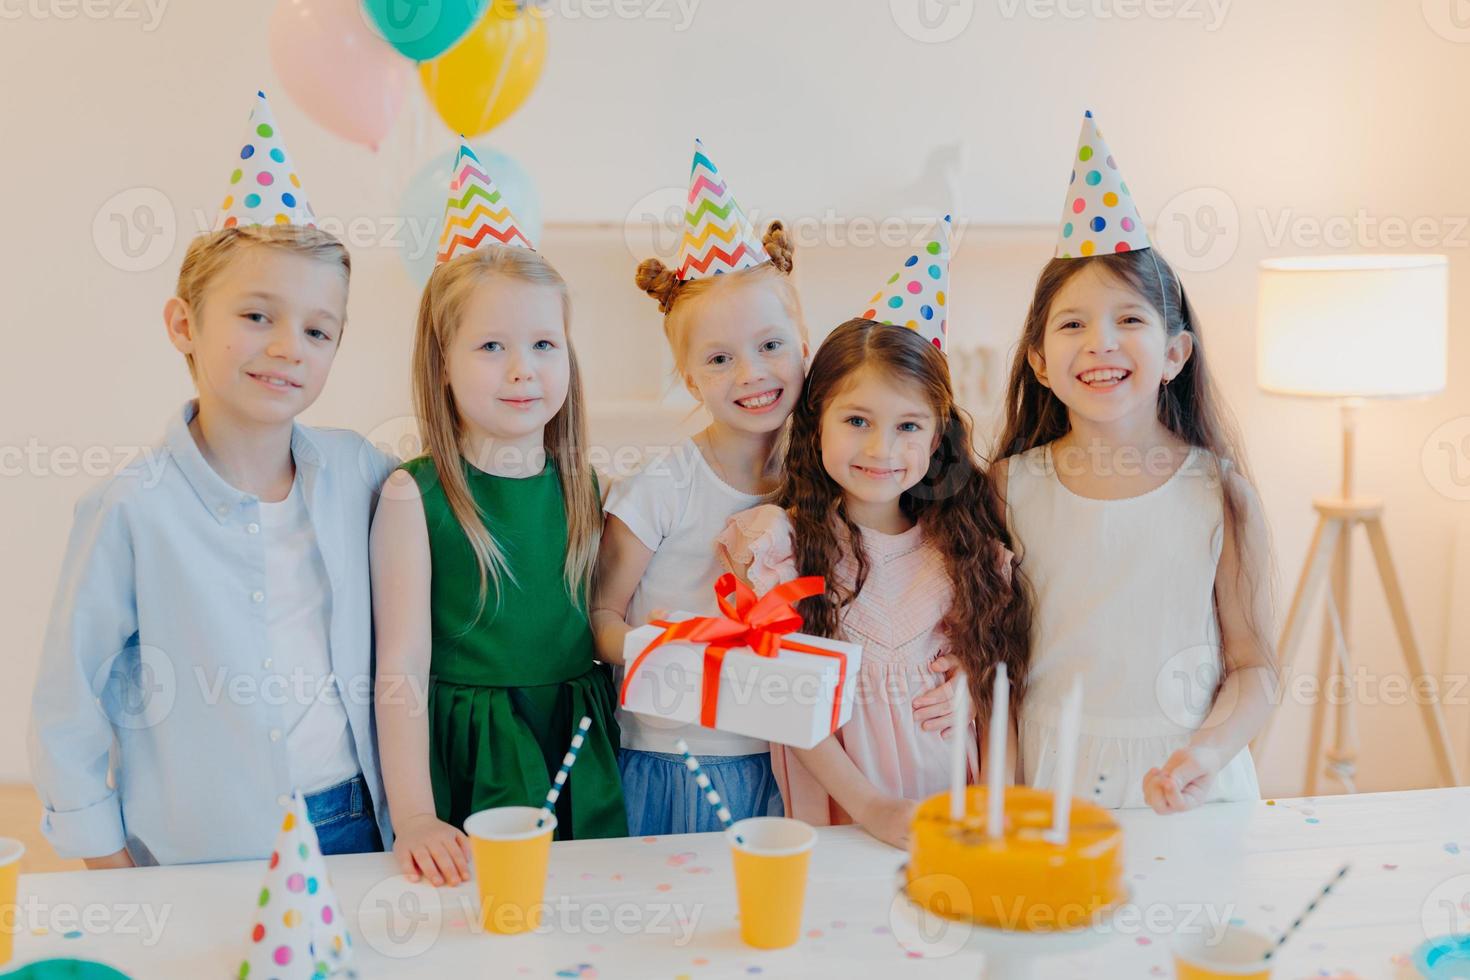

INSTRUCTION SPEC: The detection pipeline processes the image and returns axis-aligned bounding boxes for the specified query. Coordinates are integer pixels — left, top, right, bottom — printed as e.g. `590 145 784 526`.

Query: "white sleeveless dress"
1006 443 1260 809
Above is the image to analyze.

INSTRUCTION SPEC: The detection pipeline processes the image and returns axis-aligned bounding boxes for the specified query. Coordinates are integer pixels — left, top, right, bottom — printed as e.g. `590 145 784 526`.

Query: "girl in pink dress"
718 319 1031 848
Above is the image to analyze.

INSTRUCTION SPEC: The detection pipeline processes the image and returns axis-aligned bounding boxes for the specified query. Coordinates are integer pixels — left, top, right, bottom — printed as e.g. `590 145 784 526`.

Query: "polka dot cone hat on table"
676 138 770 280
238 792 352 980
436 137 534 265
858 214 951 352
215 92 317 231
1055 111 1150 258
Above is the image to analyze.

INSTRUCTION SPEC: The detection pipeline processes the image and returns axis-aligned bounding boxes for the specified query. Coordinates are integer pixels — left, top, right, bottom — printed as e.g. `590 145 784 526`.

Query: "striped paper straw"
1264 863 1350 961
538 715 592 828
676 738 742 845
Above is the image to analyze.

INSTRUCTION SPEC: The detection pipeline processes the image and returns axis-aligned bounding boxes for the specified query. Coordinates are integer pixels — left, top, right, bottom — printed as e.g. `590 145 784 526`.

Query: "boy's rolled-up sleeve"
28 486 138 859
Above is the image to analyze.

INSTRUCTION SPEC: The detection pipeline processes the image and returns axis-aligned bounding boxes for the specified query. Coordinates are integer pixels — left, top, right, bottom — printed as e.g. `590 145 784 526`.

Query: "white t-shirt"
605 438 769 756
259 478 361 795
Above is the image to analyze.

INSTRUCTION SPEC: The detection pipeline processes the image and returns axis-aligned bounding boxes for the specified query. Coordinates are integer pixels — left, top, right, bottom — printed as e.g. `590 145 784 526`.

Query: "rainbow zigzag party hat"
675 138 769 280
436 138 534 264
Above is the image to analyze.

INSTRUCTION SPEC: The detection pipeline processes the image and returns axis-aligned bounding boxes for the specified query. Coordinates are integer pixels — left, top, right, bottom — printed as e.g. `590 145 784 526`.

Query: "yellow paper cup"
0 838 23 966
464 806 555 936
1173 926 1275 979
727 817 816 949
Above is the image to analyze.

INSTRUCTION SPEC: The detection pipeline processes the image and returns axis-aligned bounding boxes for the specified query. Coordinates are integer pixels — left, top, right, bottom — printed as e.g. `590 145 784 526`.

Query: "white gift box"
619 612 863 750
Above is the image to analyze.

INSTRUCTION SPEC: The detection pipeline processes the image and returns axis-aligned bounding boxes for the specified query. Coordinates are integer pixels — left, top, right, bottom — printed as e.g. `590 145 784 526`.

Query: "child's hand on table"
1142 745 1223 814
859 795 918 850
394 812 472 886
913 653 971 739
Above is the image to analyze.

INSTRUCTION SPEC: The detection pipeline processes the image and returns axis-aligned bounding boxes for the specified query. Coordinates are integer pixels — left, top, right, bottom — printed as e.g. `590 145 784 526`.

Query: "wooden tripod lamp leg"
1362 516 1463 786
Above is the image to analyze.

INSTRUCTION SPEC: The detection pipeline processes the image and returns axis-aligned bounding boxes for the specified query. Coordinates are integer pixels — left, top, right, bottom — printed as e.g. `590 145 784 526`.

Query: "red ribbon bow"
619 574 848 732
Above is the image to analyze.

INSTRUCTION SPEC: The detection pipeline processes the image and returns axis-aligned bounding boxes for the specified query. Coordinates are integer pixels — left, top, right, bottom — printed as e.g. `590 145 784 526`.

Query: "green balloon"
362 0 490 62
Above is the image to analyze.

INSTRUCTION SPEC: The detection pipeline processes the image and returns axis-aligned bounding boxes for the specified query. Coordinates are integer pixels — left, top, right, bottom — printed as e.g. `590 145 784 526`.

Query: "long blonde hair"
411 246 601 615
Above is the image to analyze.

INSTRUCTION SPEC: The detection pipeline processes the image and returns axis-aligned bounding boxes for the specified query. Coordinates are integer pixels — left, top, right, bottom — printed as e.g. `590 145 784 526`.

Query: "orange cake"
905 785 1125 932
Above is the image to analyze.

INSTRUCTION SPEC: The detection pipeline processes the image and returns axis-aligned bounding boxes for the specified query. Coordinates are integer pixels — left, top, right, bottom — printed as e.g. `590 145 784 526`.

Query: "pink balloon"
268 0 409 151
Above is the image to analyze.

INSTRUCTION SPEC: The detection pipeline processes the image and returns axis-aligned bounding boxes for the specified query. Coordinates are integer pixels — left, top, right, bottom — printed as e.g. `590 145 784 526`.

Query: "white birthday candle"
1047 676 1084 845
987 663 1009 839
949 670 970 823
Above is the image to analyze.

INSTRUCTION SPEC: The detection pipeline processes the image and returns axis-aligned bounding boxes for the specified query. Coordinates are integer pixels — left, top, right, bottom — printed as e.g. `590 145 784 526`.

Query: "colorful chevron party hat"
859 215 951 352
675 138 769 280
215 92 317 231
436 138 534 264
237 793 353 979
1055 111 1150 258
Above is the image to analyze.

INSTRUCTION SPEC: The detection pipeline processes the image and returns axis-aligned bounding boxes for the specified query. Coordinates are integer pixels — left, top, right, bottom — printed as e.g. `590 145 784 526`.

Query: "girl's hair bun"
762 220 794 274
636 257 683 313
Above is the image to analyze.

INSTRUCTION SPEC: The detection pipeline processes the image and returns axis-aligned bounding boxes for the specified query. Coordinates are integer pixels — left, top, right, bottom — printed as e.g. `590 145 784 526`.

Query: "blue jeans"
618 749 784 836
304 774 384 855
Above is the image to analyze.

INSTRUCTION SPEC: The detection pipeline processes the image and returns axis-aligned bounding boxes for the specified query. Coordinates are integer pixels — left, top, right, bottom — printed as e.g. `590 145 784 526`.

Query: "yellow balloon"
419 2 547 137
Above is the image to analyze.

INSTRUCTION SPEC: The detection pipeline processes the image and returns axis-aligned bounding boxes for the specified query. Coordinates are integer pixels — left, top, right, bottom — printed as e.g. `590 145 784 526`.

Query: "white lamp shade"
1256 255 1448 399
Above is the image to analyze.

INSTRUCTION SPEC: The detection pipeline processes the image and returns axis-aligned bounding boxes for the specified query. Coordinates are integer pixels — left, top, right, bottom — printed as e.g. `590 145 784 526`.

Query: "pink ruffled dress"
716 504 979 826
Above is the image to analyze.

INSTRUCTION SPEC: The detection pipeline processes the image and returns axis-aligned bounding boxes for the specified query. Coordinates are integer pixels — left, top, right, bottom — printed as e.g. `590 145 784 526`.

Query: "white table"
9 788 1470 978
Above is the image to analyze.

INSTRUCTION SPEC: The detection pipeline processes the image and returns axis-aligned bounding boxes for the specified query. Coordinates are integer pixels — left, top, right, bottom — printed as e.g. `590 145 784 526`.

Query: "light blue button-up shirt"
28 400 397 865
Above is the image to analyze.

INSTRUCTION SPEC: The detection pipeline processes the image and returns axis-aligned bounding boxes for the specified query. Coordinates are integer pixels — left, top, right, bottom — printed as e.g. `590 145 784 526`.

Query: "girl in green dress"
372 236 626 889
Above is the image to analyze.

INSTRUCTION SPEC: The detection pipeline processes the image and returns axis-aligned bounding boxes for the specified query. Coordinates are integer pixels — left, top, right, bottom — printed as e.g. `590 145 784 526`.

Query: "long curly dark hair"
776 319 1032 720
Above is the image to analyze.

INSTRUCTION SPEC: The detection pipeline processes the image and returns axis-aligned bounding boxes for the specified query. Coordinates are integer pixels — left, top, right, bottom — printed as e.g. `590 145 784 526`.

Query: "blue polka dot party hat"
214 92 318 232
238 792 353 980
858 214 951 352
676 138 770 280
436 137 534 264
1055 111 1150 258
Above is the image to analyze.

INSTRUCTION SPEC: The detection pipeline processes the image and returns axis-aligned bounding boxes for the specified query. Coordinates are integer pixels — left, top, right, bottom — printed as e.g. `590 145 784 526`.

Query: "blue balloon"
362 0 488 62
400 141 543 287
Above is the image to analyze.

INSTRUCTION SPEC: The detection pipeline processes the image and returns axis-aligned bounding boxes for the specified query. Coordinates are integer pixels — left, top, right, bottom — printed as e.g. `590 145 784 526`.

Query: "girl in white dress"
994 242 1277 813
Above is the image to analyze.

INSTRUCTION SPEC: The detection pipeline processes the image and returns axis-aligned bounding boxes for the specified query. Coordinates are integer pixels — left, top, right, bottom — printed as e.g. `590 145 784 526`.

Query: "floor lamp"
1250 255 1461 794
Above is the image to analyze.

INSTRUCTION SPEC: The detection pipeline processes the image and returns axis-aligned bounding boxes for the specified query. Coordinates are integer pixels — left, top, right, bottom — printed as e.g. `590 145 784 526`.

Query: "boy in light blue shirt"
28 93 395 866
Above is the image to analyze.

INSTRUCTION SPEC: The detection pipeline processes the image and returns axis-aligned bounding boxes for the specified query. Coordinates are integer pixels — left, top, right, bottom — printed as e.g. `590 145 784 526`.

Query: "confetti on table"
656 883 672 892
31 926 48 936
1383 863 1398 870
63 930 83 939
1136 936 1152 946
1446 842 1461 855
807 929 823 938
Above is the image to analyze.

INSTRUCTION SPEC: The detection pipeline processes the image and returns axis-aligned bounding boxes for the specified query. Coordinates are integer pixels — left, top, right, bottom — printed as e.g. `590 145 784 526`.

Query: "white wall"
3 0 1470 796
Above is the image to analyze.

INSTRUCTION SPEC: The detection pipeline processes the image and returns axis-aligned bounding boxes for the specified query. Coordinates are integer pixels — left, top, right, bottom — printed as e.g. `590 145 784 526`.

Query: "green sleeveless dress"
401 454 626 840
